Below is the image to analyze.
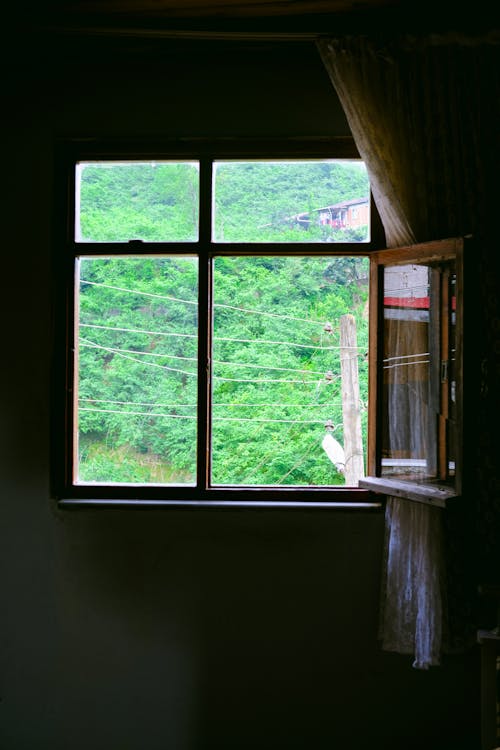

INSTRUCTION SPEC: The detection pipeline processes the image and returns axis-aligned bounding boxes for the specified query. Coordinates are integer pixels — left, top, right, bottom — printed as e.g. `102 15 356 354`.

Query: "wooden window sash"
361 237 465 507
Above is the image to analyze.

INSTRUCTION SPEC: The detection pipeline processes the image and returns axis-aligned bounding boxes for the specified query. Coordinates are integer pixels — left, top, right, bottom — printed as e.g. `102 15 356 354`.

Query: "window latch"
441 360 448 383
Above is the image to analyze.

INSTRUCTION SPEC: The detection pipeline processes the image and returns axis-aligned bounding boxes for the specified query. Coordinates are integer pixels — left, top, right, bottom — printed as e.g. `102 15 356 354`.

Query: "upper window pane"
75 161 200 242
212 160 370 243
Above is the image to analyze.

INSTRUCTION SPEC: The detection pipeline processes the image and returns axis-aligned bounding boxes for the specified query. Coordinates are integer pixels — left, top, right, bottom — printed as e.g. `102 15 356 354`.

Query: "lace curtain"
317 31 499 668
381 497 444 668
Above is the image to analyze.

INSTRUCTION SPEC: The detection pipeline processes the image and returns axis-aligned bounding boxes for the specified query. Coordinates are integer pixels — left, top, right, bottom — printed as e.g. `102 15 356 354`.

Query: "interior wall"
1 32 480 749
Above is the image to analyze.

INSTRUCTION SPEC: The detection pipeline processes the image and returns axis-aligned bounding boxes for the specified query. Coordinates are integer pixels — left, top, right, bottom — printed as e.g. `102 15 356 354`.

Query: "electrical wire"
80 322 197 340
80 322 365 353
77 277 367 462
78 406 329 425
81 278 329 326
79 398 335 410
79 341 197 376
81 279 198 306
214 301 324 324
213 376 326 384
383 360 430 370
383 352 430 362
80 339 342 379
80 340 197 363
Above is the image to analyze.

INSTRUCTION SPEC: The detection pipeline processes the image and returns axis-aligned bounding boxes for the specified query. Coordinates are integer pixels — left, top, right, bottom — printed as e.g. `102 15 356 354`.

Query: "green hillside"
76 161 370 485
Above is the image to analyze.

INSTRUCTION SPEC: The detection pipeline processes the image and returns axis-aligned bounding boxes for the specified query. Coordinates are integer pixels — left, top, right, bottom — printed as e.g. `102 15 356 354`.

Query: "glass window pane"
212 160 370 243
380 264 432 482
210 256 369 486
379 261 460 486
75 256 198 485
75 161 199 242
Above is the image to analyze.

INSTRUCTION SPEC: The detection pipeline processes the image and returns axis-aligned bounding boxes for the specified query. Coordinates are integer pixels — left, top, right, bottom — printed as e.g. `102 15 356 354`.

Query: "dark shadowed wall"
1 31 481 749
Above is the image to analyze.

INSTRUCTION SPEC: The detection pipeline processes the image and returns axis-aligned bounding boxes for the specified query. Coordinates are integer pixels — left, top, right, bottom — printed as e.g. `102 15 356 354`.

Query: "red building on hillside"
292 196 370 230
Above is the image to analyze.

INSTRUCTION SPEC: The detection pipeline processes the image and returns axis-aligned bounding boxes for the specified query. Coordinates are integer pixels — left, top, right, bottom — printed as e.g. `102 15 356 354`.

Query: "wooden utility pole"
340 313 365 486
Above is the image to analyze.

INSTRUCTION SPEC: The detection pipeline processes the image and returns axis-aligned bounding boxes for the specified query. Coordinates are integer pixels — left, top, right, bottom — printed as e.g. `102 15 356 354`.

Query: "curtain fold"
317 31 500 668
317 32 499 247
380 497 444 669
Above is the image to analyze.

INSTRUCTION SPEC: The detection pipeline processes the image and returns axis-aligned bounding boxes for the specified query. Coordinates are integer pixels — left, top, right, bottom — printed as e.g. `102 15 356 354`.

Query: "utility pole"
340 313 365 486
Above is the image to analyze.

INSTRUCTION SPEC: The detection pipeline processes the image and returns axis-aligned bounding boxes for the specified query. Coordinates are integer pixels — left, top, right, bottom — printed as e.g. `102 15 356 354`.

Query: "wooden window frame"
359 237 465 508
51 136 391 509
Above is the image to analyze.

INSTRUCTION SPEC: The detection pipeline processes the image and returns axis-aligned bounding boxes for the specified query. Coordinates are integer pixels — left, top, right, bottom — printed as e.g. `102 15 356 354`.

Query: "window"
359 238 465 506
53 139 462 508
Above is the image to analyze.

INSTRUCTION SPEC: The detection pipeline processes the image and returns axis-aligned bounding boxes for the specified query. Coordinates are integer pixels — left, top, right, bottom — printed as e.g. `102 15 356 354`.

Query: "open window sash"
360 237 464 507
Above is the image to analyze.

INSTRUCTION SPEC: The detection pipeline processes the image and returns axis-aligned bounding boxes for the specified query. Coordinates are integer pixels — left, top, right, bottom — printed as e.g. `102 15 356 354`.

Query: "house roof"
293 196 369 221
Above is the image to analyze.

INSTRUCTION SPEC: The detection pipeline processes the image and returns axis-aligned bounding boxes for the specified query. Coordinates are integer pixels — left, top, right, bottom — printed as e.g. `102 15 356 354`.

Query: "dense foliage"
213 160 369 242
78 162 199 242
77 161 370 485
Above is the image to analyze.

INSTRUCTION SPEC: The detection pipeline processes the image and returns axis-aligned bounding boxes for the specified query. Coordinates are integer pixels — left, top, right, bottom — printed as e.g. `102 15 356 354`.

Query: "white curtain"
317 31 499 668
380 497 444 668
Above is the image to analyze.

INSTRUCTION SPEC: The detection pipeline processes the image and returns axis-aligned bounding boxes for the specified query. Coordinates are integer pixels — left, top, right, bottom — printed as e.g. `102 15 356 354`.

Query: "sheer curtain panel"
317 31 499 668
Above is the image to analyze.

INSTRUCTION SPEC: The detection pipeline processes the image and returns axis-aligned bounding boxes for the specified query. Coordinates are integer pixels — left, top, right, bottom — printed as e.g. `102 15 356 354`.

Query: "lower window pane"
75 256 198 485
211 256 369 486
74 254 369 488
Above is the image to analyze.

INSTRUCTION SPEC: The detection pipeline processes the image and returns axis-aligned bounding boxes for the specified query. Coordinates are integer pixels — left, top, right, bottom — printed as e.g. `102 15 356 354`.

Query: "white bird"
322 433 345 474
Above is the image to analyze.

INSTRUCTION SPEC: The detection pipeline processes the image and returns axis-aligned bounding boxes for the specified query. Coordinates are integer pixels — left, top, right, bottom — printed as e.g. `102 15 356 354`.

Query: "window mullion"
197 158 213 491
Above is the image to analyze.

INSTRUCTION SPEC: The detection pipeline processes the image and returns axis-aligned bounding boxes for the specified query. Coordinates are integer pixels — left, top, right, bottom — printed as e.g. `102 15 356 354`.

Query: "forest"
76 160 370 486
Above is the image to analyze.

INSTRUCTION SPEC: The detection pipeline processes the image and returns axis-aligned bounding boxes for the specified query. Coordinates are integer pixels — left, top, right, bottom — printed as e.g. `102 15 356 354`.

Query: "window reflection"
381 261 456 486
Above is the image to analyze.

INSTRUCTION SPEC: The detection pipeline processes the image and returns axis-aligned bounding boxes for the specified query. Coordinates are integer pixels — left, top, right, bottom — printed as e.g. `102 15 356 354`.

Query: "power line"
80 338 338 377
213 376 325 384
384 284 429 294
214 335 354 351
78 406 329 425
80 398 197 408
213 402 332 408
275 439 318 485
214 301 324 325
215 416 326 424
81 279 198 306
81 278 328 326
383 352 430 362
383 360 430 370
79 341 197 376
79 397 336 409
80 323 197 340
79 407 196 419
80 340 197 363
80 341 340 384
80 323 364 352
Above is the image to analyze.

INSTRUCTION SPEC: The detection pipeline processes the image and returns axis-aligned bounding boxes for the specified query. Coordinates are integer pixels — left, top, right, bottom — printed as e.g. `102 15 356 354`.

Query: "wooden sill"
358 476 459 507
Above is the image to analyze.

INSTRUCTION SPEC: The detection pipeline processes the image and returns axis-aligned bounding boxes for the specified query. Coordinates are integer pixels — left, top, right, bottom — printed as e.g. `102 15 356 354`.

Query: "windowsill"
358 476 459 507
57 497 383 511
